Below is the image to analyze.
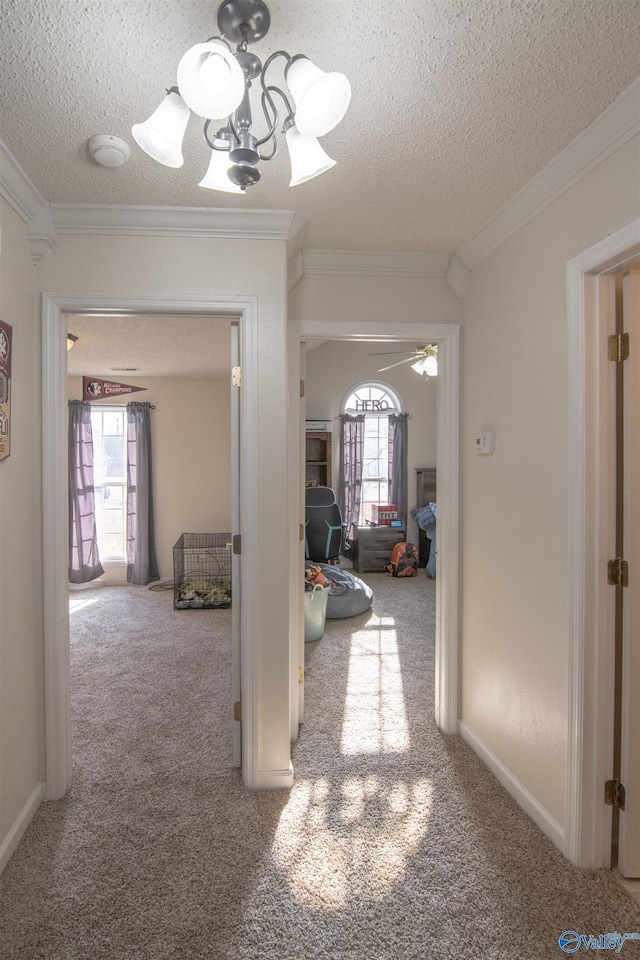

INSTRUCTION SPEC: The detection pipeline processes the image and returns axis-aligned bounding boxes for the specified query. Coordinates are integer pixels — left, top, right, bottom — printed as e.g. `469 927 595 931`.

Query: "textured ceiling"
1 0 639 254
66 314 234 379
3 1 639 377
66 313 325 379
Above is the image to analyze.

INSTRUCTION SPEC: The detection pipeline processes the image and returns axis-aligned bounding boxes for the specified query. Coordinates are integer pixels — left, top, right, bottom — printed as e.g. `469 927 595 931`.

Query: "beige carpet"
0 575 639 959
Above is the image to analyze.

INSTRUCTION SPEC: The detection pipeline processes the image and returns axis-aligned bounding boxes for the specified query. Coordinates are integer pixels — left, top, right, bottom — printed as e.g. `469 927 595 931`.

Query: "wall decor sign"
83 377 147 402
0 320 12 461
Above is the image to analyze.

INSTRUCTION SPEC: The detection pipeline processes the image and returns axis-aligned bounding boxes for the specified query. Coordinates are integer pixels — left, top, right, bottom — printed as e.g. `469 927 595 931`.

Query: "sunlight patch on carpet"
340 615 410 755
272 775 433 910
69 595 101 613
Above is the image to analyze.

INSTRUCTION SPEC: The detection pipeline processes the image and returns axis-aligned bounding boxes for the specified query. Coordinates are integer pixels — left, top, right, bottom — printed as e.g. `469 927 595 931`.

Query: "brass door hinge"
232 366 242 386
608 332 629 362
298 667 304 684
232 534 242 555
300 379 305 398
299 523 305 542
608 557 629 587
233 701 241 722
605 778 626 810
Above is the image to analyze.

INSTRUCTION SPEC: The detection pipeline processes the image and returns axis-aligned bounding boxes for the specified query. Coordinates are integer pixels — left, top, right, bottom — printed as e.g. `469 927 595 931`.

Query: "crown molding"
287 251 303 291
445 254 470 301
459 77 640 268
26 202 58 264
49 204 299 241
301 248 450 278
0 138 46 223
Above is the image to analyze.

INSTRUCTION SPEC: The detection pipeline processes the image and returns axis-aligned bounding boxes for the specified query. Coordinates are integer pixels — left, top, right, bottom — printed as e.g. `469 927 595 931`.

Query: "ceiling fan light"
411 353 438 377
177 40 245 119
198 145 244 193
285 124 336 186
131 91 190 167
286 56 351 137
424 354 438 377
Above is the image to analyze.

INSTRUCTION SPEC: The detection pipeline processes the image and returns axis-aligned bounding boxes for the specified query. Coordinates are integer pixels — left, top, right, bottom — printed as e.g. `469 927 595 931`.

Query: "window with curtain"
340 383 406 528
90 405 127 560
69 400 159 585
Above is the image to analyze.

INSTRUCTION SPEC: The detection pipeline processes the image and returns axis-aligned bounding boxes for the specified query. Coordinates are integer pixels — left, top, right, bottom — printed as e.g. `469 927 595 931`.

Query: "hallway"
0 578 638 959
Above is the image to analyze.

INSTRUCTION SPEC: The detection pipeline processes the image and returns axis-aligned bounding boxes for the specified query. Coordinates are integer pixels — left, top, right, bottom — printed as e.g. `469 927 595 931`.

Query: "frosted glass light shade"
131 91 190 168
285 125 336 186
424 355 438 377
411 354 438 377
198 147 243 193
177 40 245 119
286 57 351 138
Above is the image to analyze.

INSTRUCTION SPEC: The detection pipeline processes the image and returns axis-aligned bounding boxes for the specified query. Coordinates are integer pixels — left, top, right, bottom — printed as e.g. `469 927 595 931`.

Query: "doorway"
42 293 263 798
66 312 242 764
298 320 460 736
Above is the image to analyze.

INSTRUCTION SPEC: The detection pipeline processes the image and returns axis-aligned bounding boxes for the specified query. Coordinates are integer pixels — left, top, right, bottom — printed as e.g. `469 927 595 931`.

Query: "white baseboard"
0 781 44 874
458 721 564 853
254 764 294 790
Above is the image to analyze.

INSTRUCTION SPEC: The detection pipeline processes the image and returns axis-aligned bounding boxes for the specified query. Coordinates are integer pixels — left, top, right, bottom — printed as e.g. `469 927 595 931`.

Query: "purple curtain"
389 413 409 528
126 402 159 585
68 400 104 583
338 414 365 543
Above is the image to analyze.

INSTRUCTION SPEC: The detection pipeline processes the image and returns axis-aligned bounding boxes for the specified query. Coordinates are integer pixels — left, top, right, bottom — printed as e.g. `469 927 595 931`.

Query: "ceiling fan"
370 343 438 376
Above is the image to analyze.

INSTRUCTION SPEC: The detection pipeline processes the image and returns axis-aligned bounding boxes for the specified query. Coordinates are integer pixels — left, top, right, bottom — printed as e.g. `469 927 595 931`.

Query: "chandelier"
131 0 351 193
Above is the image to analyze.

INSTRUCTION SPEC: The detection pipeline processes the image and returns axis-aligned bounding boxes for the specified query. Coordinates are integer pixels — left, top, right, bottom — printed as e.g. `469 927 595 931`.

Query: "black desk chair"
305 486 343 563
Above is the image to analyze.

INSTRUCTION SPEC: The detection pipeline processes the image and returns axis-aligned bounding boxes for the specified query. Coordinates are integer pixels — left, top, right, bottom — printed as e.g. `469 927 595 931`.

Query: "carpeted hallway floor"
0 575 638 959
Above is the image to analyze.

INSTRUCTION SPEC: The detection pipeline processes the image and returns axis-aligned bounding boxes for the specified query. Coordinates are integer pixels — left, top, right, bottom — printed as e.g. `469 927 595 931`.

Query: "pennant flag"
83 377 147 402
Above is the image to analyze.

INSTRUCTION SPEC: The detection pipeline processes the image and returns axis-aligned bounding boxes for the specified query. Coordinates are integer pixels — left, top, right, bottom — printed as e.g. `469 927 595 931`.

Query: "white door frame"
230 321 241 768
42 292 262 797
565 218 640 866
299 320 460 734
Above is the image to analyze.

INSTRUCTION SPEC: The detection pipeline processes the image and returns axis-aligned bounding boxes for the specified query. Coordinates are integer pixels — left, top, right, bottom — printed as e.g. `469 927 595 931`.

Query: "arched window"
341 382 404 527
343 381 402 415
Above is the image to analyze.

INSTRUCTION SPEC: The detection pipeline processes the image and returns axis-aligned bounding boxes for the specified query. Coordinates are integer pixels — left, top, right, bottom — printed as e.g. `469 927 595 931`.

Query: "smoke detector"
88 134 131 168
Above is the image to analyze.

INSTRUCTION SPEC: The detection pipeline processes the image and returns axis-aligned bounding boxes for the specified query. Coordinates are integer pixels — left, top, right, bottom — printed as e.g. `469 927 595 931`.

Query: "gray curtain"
126 402 159 585
338 414 365 544
68 400 104 583
388 413 409 528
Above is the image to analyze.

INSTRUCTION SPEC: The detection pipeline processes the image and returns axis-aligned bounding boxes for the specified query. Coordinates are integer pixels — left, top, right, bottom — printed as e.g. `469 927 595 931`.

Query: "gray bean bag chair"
315 563 373 619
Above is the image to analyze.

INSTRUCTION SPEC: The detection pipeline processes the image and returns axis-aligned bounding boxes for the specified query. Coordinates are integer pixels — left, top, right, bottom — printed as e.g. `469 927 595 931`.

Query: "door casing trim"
565 218 640 866
41 292 264 796
299 320 460 734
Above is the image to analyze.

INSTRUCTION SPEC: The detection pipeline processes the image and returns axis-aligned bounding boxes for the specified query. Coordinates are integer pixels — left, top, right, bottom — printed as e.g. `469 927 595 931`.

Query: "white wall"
67 375 231 581
460 135 640 827
305 339 437 545
39 233 291 781
0 199 44 856
290 272 462 328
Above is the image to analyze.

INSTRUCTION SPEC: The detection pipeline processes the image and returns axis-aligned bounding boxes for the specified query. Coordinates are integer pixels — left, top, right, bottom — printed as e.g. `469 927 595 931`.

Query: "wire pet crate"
173 533 232 609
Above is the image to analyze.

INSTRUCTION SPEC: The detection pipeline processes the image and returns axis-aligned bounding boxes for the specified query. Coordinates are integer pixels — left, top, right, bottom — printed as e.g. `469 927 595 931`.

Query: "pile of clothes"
411 502 437 579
